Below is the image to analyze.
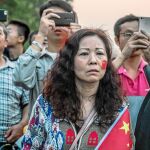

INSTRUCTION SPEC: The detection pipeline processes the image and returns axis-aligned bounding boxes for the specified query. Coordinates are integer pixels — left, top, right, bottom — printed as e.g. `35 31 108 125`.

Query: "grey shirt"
13 46 57 115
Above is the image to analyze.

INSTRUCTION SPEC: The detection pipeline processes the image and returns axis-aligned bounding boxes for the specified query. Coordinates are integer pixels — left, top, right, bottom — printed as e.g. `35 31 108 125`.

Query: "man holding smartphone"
13 0 80 116
113 14 150 96
113 14 150 150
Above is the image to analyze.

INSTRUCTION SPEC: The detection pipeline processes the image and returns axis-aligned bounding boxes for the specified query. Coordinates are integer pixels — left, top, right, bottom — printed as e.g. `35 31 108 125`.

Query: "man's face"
117 21 139 50
47 6 72 43
7 24 20 47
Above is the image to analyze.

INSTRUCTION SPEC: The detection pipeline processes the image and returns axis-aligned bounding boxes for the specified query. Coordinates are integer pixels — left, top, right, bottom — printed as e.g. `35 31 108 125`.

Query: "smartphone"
51 12 75 26
139 17 150 35
0 9 8 22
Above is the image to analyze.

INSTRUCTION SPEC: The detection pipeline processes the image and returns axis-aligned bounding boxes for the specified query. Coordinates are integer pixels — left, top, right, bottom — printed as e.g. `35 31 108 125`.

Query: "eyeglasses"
120 32 134 38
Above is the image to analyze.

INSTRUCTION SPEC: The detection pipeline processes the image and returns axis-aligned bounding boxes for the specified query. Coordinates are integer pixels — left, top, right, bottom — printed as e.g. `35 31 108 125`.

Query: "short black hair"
7 20 30 44
39 0 73 17
114 14 139 38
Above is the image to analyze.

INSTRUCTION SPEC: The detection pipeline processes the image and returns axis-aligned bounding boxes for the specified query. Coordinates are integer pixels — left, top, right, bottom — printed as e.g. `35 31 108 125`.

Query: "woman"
22 29 133 149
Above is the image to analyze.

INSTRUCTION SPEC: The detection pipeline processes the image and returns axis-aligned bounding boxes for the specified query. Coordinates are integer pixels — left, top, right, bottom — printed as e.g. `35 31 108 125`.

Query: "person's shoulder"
36 94 53 117
3 56 15 69
117 65 125 75
116 101 129 118
112 104 129 124
117 101 128 113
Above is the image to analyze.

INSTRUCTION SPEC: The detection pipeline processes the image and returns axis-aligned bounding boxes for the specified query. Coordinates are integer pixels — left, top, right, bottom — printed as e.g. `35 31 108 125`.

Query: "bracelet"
32 41 43 50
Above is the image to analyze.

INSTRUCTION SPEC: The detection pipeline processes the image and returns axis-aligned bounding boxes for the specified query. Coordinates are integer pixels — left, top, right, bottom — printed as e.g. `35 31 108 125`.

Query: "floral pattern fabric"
22 95 64 150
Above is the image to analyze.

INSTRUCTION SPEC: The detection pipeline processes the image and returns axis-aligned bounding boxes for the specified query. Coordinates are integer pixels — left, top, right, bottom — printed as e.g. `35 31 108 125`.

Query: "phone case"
51 12 75 26
139 17 150 35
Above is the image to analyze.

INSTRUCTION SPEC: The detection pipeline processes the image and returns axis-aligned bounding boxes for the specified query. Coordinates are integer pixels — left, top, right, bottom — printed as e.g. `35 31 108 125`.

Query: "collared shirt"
13 47 57 116
118 59 149 96
0 56 29 142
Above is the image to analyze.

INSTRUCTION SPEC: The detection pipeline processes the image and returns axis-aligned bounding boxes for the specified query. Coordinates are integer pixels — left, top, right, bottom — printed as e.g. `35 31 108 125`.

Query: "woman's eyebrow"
79 47 105 51
79 48 90 51
96 47 105 50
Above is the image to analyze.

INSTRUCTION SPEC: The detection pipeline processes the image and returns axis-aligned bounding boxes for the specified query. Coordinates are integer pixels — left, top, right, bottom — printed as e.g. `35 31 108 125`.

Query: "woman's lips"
87 69 99 73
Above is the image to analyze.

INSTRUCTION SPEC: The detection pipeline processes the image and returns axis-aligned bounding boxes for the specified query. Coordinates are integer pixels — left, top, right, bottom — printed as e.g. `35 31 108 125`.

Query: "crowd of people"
0 0 150 150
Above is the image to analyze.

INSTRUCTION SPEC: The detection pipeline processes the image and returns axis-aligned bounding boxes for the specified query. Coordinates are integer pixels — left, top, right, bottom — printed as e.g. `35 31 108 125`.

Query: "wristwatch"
32 41 43 50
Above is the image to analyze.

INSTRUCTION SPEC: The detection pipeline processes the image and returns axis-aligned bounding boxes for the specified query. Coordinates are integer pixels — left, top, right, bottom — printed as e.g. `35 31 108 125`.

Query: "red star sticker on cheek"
101 60 107 70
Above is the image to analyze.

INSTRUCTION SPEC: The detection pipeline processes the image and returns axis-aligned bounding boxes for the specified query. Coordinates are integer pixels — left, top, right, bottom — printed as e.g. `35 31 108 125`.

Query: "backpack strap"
69 109 97 150
144 65 150 86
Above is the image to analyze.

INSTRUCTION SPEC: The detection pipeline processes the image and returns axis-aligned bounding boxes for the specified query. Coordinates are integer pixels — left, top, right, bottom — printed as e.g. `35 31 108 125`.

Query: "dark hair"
43 28 123 127
28 30 38 45
40 0 73 17
0 23 7 38
114 14 139 38
7 20 30 44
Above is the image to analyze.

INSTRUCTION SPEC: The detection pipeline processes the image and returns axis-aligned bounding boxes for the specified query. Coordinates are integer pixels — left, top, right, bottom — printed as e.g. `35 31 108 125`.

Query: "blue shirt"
0 56 29 142
13 47 57 115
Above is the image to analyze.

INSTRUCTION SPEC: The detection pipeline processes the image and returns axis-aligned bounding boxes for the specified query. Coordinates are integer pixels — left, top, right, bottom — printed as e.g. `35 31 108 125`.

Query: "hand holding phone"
51 12 75 26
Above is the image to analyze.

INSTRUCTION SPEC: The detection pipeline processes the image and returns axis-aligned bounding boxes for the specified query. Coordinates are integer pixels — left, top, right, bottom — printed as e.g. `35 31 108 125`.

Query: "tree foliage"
0 0 73 31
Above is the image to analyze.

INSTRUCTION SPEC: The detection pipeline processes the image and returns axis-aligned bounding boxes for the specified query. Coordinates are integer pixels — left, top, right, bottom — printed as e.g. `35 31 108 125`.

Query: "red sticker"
87 131 98 146
66 128 75 145
101 60 107 70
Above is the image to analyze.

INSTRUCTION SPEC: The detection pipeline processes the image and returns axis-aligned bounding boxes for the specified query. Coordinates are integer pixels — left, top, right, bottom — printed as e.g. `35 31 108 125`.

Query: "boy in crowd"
4 20 30 61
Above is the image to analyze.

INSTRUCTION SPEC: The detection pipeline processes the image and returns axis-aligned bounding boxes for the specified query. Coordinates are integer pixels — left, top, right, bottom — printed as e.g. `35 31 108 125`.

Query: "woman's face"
74 35 108 83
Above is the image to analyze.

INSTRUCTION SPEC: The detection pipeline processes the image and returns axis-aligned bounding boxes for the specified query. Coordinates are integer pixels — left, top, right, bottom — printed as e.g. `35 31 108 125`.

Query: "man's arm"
5 104 29 143
13 15 47 90
13 9 58 89
112 53 126 70
13 47 41 90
